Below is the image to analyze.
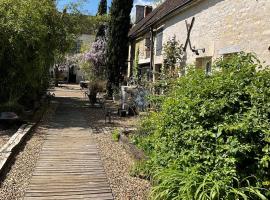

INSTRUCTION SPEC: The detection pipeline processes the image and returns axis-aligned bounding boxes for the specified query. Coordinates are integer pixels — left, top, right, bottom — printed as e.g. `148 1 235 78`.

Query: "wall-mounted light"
191 46 205 56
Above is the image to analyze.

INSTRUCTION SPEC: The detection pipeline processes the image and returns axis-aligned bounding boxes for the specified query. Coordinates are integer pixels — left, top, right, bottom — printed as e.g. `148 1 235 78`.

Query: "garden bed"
119 129 146 161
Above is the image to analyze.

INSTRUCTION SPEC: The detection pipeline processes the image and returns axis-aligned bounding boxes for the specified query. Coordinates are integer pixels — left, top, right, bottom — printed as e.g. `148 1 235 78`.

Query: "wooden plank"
24 111 113 200
24 193 114 200
28 185 110 189
25 189 112 195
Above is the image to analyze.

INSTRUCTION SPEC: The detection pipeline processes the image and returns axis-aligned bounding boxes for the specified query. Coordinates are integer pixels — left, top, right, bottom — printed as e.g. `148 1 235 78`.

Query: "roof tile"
129 0 194 38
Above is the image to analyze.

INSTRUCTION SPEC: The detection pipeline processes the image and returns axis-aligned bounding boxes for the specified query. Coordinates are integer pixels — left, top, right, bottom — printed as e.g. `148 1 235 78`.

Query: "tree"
97 0 107 15
106 0 133 97
163 36 184 77
96 0 107 39
0 0 75 109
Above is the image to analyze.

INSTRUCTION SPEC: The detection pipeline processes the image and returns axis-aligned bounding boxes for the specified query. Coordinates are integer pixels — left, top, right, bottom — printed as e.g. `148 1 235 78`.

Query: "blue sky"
56 0 155 15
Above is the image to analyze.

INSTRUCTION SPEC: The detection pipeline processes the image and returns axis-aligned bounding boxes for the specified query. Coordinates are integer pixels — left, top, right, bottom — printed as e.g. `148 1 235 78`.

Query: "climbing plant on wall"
163 36 185 77
132 49 140 82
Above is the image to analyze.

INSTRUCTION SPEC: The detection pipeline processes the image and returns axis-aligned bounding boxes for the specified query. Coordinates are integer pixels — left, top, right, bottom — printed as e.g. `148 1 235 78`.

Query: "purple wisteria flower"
85 38 107 67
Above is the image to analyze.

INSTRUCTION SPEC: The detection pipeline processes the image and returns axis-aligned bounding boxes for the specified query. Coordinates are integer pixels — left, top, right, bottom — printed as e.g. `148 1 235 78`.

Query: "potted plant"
112 86 121 103
88 80 105 105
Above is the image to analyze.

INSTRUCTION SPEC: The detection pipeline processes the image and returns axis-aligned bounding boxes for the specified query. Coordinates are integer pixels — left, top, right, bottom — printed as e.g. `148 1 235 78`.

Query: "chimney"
144 6 153 17
135 5 153 24
135 5 145 24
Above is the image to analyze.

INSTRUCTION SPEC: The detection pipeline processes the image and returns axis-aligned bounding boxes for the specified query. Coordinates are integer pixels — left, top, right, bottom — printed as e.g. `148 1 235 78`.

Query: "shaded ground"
58 84 151 199
91 128 151 200
83 98 150 199
0 103 56 200
24 87 113 200
0 84 150 200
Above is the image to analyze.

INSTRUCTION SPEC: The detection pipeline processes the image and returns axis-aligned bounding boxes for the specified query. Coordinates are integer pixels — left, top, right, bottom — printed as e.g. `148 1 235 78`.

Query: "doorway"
69 66 77 83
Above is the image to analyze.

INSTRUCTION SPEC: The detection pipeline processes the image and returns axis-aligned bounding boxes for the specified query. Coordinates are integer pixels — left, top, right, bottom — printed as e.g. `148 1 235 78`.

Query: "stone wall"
129 0 270 79
159 0 270 66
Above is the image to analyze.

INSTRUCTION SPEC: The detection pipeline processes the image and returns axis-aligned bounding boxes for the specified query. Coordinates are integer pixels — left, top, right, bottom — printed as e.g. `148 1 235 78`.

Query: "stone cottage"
128 0 270 82
51 34 95 84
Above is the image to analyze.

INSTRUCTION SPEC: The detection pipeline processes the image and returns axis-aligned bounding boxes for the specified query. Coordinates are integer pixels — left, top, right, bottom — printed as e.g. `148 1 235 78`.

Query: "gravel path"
0 104 56 200
85 107 151 200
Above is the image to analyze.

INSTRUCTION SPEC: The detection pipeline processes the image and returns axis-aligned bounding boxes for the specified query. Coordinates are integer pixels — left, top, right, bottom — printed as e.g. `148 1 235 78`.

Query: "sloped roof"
129 0 195 38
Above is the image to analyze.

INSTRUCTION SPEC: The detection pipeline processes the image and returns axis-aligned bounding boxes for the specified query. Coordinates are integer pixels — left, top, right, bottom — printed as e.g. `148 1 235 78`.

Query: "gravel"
0 85 150 200
85 106 151 200
0 104 56 200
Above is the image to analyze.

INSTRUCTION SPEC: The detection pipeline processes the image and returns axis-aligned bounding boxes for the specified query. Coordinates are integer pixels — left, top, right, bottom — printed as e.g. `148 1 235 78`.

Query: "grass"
112 128 120 142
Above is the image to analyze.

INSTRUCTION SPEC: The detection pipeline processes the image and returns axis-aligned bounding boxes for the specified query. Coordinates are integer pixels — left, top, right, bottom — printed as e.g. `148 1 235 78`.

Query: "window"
138 65 151 82
156 29 163 56
223 52 238 60
76 40 83 53
145 36 151 58
196 57 212 75
206 61 212 75
145 36 151 49
154 64 162 80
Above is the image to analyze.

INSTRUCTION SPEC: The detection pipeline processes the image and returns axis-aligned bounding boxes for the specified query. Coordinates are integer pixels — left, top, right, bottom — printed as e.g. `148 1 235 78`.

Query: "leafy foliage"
73 14 108 35
112 128 120 142
0 0 106 109
163 36 185 76
134 53 270 199
0 0 76 109
130 48 140 84
96 0 107 39
60 0 108 35
97 0 107 15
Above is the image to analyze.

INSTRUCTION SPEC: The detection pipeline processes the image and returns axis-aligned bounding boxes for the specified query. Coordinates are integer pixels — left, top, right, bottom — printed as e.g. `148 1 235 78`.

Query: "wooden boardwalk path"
24 92 113 200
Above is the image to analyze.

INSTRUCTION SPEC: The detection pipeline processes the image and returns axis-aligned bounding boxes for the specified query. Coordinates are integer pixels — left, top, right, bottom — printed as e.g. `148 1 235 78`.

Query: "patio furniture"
80 81 89 89
0 112 19 121
0 112 20 126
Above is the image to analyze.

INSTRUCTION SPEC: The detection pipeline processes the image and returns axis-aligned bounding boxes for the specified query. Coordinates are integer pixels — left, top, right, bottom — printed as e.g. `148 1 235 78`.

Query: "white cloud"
134 0 154 6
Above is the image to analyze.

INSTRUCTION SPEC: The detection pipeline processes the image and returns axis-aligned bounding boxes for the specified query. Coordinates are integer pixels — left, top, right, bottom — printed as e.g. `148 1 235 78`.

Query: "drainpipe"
149 27 154 82
129 40 135 78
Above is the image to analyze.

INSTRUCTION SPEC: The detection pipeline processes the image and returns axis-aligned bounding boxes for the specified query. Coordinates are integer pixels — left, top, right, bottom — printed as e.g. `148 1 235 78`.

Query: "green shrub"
0 0 75 107
134 53 270 199
0 101 24 114
112 128 120 142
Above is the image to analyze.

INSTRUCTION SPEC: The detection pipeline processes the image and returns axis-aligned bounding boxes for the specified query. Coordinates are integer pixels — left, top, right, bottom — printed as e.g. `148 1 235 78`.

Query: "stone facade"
51 34 95 83
128 0 270 80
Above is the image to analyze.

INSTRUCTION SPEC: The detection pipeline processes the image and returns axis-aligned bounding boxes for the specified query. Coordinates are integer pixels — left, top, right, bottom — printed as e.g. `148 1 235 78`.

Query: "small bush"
0 101 24 114
134 53 270 199
112 128 120 142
